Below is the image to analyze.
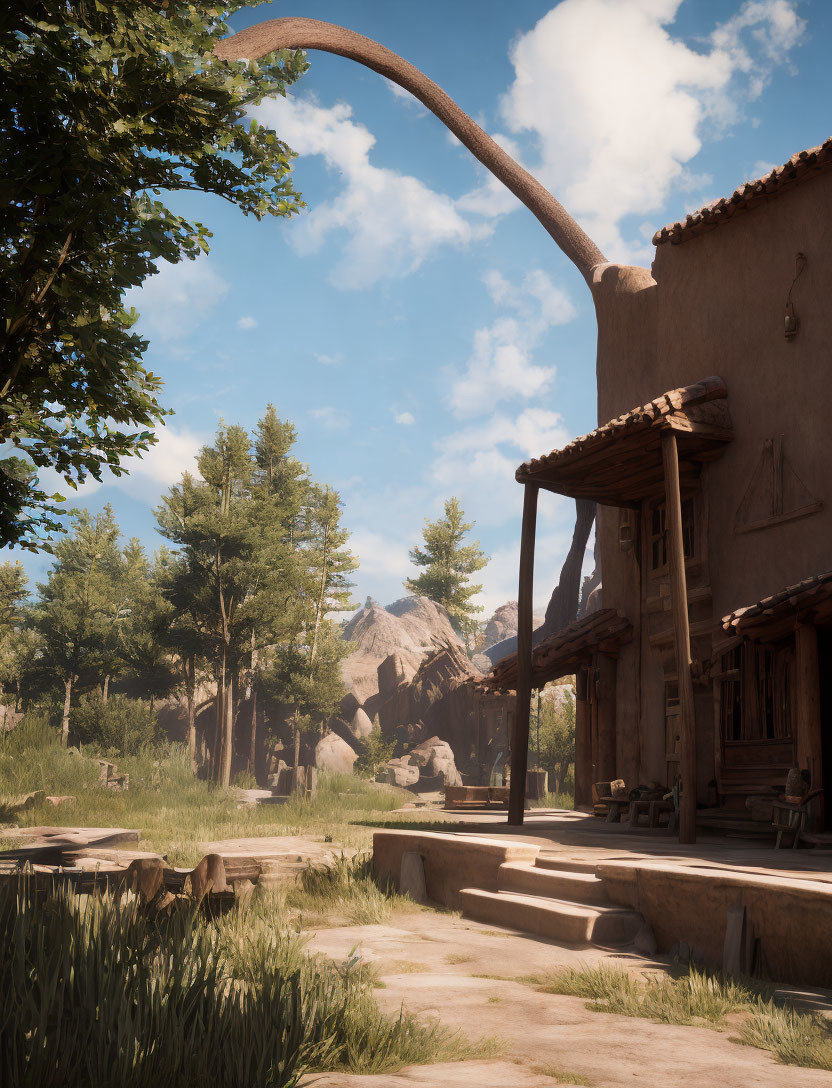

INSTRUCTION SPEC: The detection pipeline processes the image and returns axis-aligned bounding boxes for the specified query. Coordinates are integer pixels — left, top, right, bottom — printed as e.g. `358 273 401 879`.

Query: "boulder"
377 758 419 788
314 732 357 775
348 706 374 741
471 652 492 674
403 736 462 786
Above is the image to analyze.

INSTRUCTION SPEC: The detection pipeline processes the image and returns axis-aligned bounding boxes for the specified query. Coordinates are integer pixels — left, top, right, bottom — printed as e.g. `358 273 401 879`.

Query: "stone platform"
373 811 832 988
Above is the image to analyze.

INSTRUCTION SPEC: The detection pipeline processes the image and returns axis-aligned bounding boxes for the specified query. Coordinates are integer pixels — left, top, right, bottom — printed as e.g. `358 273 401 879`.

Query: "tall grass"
0 743 419 859
0 878 490 1088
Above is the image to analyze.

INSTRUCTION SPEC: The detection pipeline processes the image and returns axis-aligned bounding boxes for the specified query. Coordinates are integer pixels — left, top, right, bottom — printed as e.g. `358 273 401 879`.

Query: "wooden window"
718 642 793 744
649 499 695 571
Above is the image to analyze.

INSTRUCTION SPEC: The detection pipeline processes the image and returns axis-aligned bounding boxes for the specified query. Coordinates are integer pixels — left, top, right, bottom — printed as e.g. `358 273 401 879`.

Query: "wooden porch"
505 377 733 842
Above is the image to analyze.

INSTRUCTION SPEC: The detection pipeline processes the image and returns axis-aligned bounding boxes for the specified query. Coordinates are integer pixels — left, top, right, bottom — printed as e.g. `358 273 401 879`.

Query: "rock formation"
340 596 463 704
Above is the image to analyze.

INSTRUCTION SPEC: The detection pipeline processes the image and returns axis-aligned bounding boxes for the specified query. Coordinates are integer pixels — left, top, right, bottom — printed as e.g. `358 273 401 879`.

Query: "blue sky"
14 0 832 615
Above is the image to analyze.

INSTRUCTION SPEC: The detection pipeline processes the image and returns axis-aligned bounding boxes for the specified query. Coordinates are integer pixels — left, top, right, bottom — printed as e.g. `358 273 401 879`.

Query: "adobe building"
495 139 832 842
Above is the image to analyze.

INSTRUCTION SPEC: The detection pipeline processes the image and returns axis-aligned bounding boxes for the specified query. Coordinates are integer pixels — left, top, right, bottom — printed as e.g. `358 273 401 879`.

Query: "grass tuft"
740 1002 832 1070
285 852 419 927
532 1063 592 1085
528 962 831 1071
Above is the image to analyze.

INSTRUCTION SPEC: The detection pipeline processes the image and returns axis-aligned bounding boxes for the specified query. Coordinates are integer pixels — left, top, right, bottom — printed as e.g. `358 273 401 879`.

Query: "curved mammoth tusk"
215 17 607 284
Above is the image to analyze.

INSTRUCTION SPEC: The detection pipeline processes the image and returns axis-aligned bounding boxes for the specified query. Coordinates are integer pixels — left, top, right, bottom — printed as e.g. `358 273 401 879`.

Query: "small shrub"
71 693 157 755
0 708 58 755
354 717 395 779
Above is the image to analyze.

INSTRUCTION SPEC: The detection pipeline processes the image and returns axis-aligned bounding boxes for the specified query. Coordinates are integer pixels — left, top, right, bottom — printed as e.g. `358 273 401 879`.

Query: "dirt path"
300 910 832 1088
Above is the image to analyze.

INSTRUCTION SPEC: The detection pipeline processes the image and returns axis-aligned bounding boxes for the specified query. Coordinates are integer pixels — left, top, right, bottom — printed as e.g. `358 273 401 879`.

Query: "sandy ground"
298 909 832 1088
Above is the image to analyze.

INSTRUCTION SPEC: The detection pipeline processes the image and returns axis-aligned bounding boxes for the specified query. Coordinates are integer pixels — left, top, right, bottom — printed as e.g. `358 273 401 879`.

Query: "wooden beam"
661 430 697 844
509 483 538 825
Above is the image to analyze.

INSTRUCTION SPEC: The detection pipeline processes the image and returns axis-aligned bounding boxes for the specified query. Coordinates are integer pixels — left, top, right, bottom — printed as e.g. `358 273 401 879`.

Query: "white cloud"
313 351 343 366
350 528 412 581
253 95 487 288
123 425 204 495
126 256 230 340
431 406 571 529
394 411 416 425
309 405 350 430
237 315 257 330
448 269 576 418
486 0 805 260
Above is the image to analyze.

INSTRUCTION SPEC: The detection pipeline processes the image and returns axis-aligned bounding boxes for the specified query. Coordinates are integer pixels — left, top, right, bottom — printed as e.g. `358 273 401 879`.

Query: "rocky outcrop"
379 757 420 788
404 736 461 785
377 736 462 790
314 731 357 775
341 596 463 704
480 601 545 665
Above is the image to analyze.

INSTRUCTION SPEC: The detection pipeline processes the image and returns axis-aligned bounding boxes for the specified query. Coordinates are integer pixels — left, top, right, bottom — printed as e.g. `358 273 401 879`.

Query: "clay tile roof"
487 608 633 692
653 137 832 247
722 570 832 638
515 376 731 506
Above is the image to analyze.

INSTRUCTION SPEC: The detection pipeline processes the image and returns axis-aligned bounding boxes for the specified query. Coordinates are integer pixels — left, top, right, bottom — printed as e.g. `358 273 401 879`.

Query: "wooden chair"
771 789 823 849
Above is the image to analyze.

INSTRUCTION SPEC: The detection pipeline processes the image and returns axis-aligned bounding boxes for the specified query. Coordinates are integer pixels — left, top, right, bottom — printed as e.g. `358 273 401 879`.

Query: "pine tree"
34 506 123 745
405 497 488 634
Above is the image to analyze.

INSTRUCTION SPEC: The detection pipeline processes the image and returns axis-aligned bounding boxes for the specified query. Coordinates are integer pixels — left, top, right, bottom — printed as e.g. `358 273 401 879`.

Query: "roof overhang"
515 377 732 507
488 608 633 692
722 571 832 643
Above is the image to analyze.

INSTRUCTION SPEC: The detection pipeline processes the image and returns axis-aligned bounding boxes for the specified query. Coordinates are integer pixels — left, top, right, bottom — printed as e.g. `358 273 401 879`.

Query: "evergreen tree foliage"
405 497 488 634
33 506 124 744
155 407 357 784
533 685 576 795
0 1 307 549
354 716 396 779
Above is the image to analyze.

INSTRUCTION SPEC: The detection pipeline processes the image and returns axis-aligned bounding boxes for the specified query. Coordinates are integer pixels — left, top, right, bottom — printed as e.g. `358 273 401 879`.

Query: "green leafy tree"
0 1 307 549
405 497 488 634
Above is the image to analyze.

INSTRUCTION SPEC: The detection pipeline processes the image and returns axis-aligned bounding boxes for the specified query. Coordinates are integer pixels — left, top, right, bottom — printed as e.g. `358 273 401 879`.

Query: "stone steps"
534 854 605 874
498 860 610 906
458 887 644 948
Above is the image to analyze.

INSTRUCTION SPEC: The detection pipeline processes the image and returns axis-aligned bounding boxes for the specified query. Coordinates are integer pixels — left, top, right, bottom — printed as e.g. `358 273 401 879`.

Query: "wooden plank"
662 430 697 844
509 483 538 826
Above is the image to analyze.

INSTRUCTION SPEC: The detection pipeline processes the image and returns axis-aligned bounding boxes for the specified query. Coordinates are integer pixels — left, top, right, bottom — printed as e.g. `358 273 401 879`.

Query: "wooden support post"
509 483 538 826
661 430 697 844
795 622 823 805
574 667 591 808
596 654 617 783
